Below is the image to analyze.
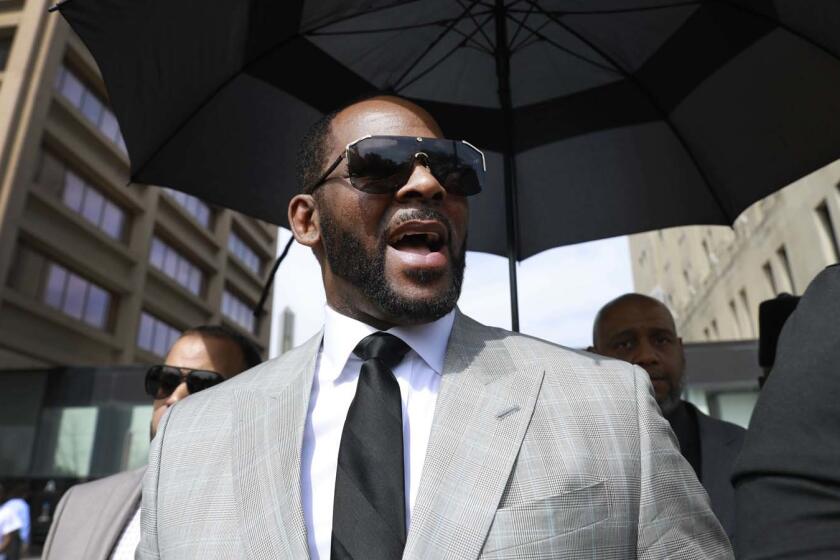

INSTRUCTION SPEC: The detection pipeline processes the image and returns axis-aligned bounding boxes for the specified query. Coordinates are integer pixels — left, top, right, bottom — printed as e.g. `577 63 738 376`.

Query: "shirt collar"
322 305 455 381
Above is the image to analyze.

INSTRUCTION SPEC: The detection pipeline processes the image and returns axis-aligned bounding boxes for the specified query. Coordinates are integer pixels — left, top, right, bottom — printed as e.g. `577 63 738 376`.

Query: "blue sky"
269 230 634 356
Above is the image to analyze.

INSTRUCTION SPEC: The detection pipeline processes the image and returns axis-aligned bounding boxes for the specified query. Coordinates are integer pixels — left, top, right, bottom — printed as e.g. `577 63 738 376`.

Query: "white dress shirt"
301 306 455 560
109 504 140 560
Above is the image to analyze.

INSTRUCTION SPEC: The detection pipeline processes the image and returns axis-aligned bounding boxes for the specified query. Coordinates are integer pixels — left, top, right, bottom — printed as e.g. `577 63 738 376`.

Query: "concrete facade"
629 160 840 342
0 1 277 368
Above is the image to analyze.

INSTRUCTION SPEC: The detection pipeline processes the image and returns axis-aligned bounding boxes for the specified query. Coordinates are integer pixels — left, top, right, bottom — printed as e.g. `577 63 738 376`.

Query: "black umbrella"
54 0 840 330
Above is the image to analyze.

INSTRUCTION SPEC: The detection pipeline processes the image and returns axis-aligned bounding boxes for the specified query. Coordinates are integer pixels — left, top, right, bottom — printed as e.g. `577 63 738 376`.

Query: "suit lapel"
86 468 144 560
404 313 544 560
232 332 321 559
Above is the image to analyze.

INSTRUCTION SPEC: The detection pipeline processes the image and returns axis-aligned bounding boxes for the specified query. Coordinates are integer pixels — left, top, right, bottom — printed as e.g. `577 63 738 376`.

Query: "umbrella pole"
494 0 521 332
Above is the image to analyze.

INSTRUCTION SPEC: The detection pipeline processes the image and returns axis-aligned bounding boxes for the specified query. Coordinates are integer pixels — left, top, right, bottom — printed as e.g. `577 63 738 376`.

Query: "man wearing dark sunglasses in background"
139 96 731 559
43 325 260 560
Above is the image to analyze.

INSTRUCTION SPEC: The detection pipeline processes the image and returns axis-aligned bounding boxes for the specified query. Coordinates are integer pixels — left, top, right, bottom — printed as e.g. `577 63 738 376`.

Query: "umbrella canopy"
56 0 840 326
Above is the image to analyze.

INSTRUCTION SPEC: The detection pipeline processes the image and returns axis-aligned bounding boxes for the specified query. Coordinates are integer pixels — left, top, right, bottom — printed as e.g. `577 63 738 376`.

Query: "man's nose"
165 381 190 405
394 161 445 201
632 339 659 367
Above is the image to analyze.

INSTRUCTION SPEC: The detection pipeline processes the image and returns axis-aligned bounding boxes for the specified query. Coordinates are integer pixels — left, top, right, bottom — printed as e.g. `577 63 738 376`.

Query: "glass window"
149 237 203 295
84 284 109 328
137 312 181 357
125 406 154 469
99 110 120 142
0 34 13 71
137 312 154 351
42 260 112 329
52 407 99 477
101 202 125 239
228 231 263 275
59 69 84 106
44 264 67 309
37 151 66 194
80 91 104 125
46 151 127 240
222 290 255 333
81 186 105 225
116 131 127 153
62 171 85 212
175 259 190 287
162 246 178 277
161 188 212 228
188 267 201 295
149 238 165 269
55 64 125 151
152 321 170 356
63 274 88 320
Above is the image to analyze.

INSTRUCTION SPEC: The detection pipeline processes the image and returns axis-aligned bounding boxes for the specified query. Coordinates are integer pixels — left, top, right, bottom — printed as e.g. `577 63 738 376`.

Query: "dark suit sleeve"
42 484 75 559
733 266 840 559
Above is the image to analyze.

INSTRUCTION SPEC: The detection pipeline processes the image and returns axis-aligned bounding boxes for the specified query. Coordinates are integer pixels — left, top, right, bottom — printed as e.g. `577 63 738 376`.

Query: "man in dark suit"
733 264 840 559
591 293 746 542
42 325 260 560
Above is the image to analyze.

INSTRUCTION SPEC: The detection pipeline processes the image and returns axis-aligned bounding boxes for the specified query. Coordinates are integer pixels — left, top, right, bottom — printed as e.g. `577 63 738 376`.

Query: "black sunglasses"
307 135 486 196
144 365 225 399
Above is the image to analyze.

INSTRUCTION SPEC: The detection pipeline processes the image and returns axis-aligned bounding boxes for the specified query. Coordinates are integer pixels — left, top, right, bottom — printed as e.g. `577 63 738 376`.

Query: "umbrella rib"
507 1 701 16
511 19 552 53
457 0 496 53
396 11 497 92
504 11 619 73
307 19 459 36
717 0 840 60
392 0 484 90
508 2 537 51
526 0 733 220
513 35 542 53
447 24 495 55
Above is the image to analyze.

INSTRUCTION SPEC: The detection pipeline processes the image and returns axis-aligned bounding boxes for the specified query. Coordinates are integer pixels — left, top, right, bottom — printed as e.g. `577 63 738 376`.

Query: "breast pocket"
481 480 610 557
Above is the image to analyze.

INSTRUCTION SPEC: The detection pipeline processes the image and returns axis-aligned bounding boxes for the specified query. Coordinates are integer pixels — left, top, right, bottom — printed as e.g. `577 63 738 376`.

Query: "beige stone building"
629 160 839 427
0 0 277 368
630 161 840 343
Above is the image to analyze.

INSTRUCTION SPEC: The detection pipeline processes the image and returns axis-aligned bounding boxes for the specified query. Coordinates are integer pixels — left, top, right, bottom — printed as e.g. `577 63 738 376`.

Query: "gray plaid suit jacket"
138 311 732 559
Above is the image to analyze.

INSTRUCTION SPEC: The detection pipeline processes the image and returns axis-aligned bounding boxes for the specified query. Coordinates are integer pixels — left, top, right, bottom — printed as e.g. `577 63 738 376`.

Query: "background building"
0 0 278 525
630 161 839 342
0 0 277 368
629 160 840 424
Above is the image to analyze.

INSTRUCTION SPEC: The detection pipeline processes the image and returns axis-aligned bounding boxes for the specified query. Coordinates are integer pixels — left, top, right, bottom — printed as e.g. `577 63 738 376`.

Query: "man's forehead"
600 300 677 337
330 98 443 149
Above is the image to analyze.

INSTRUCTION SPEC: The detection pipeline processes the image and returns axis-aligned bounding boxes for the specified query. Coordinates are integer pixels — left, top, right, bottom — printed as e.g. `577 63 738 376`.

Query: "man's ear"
288 194 320 248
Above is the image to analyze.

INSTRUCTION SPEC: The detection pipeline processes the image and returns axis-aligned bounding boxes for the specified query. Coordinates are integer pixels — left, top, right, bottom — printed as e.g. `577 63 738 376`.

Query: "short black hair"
182 324 263 370
297 107 341 194
296 92 404 194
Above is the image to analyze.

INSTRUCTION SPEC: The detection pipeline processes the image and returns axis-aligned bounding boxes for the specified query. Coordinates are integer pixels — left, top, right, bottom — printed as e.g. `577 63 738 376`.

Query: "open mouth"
390 231 444 254
387 220 449 268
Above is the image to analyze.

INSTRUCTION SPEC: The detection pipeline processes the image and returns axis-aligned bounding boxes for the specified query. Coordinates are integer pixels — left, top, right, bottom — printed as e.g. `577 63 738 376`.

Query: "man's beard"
319 206 465 323
658 378 684 416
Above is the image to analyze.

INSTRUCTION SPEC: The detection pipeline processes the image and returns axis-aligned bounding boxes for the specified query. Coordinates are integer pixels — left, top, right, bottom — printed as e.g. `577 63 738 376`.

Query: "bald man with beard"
591 293 746 543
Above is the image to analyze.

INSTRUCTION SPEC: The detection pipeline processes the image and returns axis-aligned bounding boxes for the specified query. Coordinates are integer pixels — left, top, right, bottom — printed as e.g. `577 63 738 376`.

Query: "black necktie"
331 332 411 560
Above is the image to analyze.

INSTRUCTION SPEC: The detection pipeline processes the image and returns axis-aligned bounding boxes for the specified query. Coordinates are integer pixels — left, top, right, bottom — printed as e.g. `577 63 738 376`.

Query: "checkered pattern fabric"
138 312 732 559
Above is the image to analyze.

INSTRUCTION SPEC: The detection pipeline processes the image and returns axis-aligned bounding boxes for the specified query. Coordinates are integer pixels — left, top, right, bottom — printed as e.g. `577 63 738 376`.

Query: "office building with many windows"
0 0 278 490
0 0 277 367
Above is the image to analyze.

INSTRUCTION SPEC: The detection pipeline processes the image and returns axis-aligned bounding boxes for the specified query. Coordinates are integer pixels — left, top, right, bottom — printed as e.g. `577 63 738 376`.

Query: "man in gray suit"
138 96 732 559
42 325 260 560
590 293 745 542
